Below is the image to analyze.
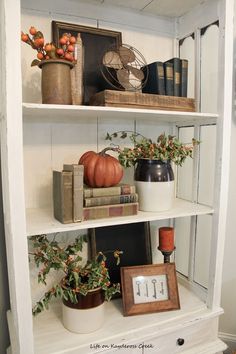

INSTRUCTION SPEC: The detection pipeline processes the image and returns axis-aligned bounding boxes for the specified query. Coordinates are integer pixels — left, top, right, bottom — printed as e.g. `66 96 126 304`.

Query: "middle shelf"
26 198 213 236
22 102 218 125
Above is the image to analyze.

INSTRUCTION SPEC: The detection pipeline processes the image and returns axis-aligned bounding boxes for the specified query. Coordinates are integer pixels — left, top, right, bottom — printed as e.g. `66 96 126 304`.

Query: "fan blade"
102 51 123 69
117 68 132 90
119 46 135 64
126 65 144 80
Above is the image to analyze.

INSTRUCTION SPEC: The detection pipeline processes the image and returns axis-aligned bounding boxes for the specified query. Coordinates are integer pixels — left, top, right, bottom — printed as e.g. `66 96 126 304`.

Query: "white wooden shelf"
32 283 222 354
22 103 218 126
26 198 213 236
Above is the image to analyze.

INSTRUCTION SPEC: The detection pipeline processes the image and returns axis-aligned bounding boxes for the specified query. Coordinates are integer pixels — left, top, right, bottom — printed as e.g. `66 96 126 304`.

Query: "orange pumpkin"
79 147 123 187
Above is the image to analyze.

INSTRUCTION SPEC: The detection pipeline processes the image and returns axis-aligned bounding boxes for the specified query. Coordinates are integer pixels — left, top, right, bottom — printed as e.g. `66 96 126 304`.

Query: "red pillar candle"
158 227 175 251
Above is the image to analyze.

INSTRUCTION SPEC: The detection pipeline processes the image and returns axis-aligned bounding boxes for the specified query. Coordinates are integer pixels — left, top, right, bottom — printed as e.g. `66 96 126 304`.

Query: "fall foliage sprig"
106 131 199 168
29 234 122 315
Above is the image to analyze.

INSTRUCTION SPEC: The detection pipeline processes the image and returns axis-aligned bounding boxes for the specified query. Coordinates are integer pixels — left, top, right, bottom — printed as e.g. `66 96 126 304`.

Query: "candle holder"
158 246 176 263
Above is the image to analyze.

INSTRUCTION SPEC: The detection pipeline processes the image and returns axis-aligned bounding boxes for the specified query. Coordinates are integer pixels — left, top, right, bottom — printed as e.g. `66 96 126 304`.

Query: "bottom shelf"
33 284 223 354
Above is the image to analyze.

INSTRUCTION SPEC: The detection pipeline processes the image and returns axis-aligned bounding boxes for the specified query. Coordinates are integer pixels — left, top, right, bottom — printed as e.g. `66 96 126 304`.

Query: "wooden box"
90 90 196 112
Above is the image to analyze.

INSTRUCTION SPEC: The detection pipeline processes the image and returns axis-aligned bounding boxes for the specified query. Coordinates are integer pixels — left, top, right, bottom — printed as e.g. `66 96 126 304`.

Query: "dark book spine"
164 62 174 96
180 59 188 97
142 62 165 95
166 58 181 96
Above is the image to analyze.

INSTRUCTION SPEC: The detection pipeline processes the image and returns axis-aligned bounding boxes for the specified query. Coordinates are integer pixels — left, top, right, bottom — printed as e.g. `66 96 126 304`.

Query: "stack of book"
83 184 139 221
53 164 139 224
142 58 188 97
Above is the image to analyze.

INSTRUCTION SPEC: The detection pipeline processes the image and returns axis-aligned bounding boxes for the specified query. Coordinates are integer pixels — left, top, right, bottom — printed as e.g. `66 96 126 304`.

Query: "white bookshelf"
1 0 233 353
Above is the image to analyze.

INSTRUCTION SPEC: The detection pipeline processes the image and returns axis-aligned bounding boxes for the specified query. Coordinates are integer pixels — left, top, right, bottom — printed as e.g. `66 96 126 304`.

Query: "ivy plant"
29 234 122 315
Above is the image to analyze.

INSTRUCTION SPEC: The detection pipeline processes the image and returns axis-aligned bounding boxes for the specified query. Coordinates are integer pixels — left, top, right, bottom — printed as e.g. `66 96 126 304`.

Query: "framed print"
121 263 180 316
52 21 122 104
89 222 152 288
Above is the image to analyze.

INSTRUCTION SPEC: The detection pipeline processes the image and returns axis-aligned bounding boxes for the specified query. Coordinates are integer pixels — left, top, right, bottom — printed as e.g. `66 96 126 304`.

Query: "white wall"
219 3 236 345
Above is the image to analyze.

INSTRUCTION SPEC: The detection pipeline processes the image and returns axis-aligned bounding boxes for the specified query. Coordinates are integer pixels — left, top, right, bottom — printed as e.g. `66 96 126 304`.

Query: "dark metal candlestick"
158 246 176 263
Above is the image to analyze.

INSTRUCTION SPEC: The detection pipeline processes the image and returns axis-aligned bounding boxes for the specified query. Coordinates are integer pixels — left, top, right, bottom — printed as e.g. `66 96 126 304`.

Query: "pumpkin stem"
99 147 119 156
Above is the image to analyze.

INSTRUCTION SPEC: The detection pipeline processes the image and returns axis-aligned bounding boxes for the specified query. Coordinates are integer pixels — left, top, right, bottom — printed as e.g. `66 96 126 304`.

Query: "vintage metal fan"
101 44 148 91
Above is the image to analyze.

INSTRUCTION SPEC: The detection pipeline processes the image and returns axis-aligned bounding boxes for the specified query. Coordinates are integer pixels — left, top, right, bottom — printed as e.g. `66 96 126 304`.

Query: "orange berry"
21 33 29 42
69 36 76 44
56 48 64 56
34 37 44 48
45 43 52 52
37 52 44 60
64 52 72 61
29 26 37 35
67 45 74 52
59 36 67 45
45 55 50 60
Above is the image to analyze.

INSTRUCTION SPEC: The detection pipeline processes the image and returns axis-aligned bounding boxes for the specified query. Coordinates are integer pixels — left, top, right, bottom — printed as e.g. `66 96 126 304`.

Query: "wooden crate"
90 90 196 112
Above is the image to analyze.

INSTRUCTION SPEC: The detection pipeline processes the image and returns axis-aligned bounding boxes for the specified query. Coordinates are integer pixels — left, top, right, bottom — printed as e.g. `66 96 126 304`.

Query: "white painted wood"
198 125 217 205
136 318 218 354
194 215 212 287
0 0 33 353
22 103 218 125
207 0 234 308
194 28 201 112
179 339 227 354
179 35 195 99
219 0 236 339
54 0 217 19
1 0 233 352
21 0 175 36
26 199 214 236
175 218 191 277
32 284 222 354
99 19 174 64
178 1 219 39
178 274 207 303
177 127 195 201
175 127 195 279
143 0 218 18
201 24 219 114
100 0 152 12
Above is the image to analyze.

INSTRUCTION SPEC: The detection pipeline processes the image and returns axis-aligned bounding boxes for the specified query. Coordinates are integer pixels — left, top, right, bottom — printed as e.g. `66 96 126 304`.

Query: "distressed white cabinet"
0 0 233 353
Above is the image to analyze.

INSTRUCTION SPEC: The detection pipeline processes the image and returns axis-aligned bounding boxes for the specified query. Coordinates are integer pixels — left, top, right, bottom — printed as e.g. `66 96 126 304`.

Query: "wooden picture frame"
52 21 122 105
121 263 180 316
89 222 152 290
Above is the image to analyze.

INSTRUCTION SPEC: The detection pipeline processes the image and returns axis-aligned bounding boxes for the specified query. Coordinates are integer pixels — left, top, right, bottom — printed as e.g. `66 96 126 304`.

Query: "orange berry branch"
21 26 76 66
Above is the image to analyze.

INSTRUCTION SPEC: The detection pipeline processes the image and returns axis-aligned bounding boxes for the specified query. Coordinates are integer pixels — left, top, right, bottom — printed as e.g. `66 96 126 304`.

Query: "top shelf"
22 103 218 125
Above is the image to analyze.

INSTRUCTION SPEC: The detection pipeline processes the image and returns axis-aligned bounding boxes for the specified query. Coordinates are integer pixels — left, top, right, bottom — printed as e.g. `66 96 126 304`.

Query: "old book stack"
142 58 188 97
83 184 139 221
53 165 139 223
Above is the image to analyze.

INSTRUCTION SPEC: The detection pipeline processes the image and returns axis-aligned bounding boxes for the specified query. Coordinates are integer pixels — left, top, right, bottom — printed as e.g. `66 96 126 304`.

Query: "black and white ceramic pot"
134 159 175 212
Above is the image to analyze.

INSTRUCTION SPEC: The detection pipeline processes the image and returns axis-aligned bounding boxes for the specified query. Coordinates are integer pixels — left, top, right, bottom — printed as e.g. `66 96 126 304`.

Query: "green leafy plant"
106 131 199 168
29 234 122 316
21 26 76 66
